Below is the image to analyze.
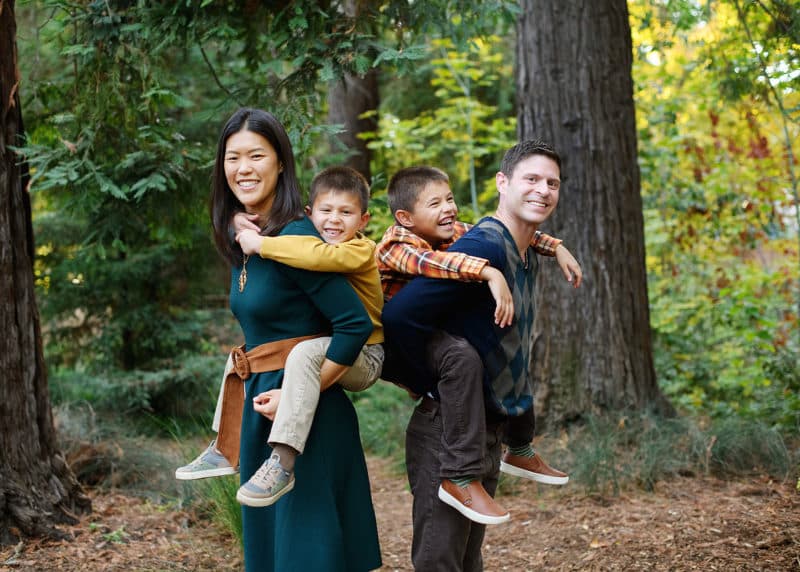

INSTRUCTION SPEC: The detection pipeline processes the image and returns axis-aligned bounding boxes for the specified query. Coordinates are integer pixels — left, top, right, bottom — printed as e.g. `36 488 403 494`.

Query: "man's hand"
236 228 264 256
555 245 583 288
481 266 514 328
253 389 281 421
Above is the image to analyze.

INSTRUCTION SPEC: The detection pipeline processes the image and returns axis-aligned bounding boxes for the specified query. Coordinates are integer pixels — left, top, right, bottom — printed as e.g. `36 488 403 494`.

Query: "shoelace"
251 458 282 488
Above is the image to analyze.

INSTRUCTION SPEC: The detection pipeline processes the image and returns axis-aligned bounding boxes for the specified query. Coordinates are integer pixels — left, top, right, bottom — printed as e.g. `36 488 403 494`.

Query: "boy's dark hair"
387 166 450 215
500 140 562 178
309 166 371 213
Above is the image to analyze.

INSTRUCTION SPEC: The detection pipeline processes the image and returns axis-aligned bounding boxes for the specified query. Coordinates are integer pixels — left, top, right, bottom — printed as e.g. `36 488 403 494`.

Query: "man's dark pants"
406 395 505 571
403 331 505 571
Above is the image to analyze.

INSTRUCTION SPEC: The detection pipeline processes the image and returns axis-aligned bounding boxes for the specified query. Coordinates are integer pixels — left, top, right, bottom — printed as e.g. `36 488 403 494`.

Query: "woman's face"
224 129 282 217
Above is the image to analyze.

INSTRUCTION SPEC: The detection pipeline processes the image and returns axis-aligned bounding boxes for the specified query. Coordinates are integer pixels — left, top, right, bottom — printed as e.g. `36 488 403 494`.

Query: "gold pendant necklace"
238 254 250 292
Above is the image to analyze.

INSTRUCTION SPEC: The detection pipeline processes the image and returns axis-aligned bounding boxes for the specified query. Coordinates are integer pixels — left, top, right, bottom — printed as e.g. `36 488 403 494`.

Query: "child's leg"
267 336 331 459
237 337 329 507
427 331 485 480
337 343 384 393
175 353 237 480
500 407 569 485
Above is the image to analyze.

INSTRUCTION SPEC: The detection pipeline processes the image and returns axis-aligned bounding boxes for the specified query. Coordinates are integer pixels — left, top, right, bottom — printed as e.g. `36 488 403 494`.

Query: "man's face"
496 154 560 226
308 189 369 244
401 181 458 246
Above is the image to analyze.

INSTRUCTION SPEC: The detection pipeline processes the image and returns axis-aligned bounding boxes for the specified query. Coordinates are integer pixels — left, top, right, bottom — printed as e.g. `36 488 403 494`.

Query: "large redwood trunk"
0 0 90 545
516 0 673 427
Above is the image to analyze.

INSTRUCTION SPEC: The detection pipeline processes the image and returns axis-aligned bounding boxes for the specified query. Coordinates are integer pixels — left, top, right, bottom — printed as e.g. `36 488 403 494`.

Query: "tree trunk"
516 0 673 427
326 0 379 180
0 0 91 545
327 69 379 180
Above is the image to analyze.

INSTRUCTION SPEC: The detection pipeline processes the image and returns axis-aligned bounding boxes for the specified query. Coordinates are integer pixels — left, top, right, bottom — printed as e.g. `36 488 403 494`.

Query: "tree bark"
326 0 379 180
516 0 673 427
0 0 91 545
327 69 379 180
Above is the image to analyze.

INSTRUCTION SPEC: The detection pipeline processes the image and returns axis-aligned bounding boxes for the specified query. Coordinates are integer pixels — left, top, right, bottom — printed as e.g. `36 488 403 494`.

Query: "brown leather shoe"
501 451 569 485
438 479 510 525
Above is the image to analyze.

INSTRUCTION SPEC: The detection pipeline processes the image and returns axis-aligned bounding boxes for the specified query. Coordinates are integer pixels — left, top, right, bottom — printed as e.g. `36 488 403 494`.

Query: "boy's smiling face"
308 189 370 244
397 181 458 247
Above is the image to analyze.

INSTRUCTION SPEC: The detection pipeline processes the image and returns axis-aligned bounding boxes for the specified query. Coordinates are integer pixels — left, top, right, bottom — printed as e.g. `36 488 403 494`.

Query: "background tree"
517 0 673 425
326 0 380 179
0 0 90 544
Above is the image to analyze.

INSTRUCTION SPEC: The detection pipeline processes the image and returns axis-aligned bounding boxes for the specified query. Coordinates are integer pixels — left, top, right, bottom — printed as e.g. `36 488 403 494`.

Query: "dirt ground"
2 456 798 571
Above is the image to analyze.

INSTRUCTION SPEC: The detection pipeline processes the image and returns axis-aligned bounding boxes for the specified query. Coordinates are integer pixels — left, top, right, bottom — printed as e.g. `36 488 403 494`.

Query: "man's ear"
495 171 508 195
395 209 414 229
304 205 312 215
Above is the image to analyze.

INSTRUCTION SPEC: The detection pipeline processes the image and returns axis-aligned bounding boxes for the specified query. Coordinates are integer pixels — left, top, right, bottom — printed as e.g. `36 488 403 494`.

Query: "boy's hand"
233 211 261 234
481 266 514 328
236 229 265 256
555 245 583 288
253 389 281 421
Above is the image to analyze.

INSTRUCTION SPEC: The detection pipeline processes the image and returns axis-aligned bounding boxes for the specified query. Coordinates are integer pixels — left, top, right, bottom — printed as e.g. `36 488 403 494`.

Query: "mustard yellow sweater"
259 232 384 344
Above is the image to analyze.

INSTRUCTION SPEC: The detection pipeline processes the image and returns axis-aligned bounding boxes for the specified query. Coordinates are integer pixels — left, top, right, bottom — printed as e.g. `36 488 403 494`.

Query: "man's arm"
531 231 583 287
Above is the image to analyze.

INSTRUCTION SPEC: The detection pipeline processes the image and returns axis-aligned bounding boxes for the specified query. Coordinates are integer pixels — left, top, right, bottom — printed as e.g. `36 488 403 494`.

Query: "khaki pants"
269 338 383 453
212 340 384 453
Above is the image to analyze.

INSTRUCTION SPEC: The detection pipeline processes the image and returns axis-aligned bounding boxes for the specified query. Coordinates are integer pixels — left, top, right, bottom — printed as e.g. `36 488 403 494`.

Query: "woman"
209 108 382 572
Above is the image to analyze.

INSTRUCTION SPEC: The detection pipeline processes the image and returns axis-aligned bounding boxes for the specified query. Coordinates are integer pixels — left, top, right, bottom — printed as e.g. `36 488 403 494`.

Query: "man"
382 140 575 571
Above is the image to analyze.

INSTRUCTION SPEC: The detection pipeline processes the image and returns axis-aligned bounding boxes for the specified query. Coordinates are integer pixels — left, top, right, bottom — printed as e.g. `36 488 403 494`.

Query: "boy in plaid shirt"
377 166 581 532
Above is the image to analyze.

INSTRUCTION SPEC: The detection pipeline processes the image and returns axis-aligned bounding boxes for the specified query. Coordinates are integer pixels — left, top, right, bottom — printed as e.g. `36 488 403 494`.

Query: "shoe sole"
437 486 510 525
175 466 238 480
500 461 569 485
236 479 296 508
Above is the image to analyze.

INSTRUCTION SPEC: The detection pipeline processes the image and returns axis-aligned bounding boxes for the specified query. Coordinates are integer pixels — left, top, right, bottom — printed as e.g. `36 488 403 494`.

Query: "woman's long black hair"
210 108 304 267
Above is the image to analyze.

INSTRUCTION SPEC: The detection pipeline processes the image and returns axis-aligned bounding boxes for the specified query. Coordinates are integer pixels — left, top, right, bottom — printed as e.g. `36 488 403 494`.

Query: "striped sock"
508 444 535 458
450 476 476 488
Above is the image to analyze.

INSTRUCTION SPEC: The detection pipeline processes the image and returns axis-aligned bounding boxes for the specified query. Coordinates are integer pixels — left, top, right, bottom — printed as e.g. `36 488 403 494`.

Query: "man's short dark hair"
387 166 450 215
500 140 562 178
309 166 371 213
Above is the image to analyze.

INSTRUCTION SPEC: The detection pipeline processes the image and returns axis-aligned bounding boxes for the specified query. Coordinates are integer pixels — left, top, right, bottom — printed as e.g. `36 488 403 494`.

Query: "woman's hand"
555 245 583 288
233 211 261 234
253 389 281 421
481 266 514 328
236 228 265 255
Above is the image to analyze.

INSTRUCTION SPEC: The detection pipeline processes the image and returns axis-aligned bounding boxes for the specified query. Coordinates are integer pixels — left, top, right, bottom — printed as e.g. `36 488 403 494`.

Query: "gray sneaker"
236 453 295 507
175 439 237 480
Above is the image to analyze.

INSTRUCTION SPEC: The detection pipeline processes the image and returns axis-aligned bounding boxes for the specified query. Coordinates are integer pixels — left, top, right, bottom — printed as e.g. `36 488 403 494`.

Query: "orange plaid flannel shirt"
376 221 562 300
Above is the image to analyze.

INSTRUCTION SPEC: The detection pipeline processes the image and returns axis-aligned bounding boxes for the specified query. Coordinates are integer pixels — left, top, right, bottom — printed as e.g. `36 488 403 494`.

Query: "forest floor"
1 456 798 571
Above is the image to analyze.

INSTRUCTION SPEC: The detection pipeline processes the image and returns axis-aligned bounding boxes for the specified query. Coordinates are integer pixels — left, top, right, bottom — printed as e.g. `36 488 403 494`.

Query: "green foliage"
366 36 516 215
195 471 244 550
351 381 415 465
564 413 792 497
630 0 799 432
49 324 227 436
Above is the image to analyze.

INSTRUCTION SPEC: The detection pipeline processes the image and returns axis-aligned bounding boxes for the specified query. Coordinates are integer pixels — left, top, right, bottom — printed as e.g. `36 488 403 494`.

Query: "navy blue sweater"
382 217 538 416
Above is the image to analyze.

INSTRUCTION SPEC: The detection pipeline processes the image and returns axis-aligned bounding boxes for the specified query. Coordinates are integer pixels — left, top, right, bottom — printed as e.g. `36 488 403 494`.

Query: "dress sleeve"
282 264 372 366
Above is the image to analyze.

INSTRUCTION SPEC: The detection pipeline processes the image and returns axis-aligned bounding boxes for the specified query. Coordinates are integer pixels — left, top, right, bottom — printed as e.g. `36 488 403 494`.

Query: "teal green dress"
230 216 382 572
